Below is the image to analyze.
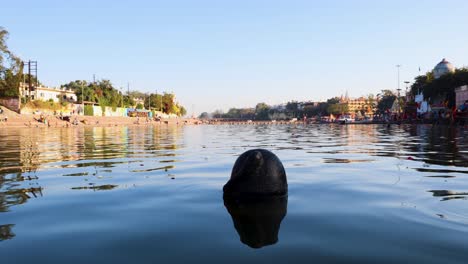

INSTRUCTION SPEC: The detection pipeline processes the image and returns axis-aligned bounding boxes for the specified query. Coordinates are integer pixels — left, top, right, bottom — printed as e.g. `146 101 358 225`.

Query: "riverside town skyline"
3 0 468 114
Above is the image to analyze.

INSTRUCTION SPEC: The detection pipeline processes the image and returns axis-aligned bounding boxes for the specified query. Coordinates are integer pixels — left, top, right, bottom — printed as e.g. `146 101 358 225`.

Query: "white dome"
433 58 455 79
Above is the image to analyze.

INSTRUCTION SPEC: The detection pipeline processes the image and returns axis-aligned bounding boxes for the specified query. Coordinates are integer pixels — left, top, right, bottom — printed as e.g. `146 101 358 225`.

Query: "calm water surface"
1 124 467 263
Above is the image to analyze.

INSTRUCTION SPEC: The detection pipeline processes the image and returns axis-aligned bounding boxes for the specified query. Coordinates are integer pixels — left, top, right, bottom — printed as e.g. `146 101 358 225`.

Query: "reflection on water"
71 184 118 191
429 190 468 201
0 126 183 213
224 196 287 248
0 224 15 241
0 124 468 263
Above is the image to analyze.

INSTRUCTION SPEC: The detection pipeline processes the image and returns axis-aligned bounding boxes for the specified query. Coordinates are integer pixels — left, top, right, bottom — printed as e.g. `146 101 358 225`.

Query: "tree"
285 101 300 117
377 90 396 113
0 27 22 97
410 73 433 96
327 103 349 115
199 112 210 119
123 95 135 108
409 69 468 108
212 109 224 118
62 79 123 110
179 106 187 116
255 102 270 120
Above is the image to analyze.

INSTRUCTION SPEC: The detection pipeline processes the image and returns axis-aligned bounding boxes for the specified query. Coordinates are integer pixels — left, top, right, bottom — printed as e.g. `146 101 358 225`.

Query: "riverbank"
0 113 198 128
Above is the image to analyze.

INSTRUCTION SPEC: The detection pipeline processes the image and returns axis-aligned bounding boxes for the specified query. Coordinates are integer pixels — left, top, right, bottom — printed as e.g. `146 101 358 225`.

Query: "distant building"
415 93 429 114
133 97 145 108
340 96 376 115
20 83 77 103
433 58 455 79
415 58 458 113
455 85 468 106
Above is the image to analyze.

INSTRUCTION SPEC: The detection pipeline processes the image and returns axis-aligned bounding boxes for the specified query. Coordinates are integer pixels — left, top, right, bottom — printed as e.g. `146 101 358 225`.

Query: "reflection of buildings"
0 126 185 218
404 125 466 167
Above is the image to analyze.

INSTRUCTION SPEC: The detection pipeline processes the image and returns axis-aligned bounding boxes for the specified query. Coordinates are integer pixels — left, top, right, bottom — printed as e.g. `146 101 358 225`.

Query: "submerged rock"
223 149 287 197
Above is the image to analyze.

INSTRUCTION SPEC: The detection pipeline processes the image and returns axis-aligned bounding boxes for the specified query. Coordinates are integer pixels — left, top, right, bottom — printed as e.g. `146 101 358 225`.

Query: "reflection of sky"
0 124 467 252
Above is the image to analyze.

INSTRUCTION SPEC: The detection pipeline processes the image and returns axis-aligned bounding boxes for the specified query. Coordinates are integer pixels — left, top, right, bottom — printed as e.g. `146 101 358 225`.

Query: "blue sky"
2 0 468 114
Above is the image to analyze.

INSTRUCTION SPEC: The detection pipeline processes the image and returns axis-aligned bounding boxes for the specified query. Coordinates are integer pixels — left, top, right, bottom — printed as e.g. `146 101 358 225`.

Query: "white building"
415 93 429 113
415 58 457 113
455 85 468 106
433 58 455 79
20 83 77 103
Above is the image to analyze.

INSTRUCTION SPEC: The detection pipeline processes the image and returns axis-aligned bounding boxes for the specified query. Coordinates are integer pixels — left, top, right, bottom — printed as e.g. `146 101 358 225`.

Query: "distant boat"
337 115 354 124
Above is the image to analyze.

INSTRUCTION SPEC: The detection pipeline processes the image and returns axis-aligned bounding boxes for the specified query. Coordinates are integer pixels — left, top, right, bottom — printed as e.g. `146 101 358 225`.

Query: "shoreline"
1 114 466 128
0 114 199 128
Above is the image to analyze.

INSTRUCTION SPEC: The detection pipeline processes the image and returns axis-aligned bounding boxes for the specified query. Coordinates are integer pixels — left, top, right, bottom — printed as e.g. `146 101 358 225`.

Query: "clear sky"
2 0 468 114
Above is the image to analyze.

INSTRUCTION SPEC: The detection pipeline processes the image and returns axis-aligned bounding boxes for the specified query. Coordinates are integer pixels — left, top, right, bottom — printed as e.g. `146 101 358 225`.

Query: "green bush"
84 105 94 116
23 100 61 111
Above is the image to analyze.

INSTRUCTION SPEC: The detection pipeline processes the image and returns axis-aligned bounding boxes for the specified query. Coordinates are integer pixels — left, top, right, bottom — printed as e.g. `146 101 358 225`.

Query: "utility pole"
81 83 84 115
25 60 38 100
120 87 123 107
28 61 31 98
396 64 401 116
396 64 401 92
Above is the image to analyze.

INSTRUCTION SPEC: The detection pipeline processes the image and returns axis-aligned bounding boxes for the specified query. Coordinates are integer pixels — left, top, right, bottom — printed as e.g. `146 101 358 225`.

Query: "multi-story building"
339 95 376 115
20 83 77 103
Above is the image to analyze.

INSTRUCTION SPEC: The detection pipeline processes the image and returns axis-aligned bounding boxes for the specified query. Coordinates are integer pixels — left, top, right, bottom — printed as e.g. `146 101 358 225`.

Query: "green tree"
199 112 210 119
285 101 300 117
0 27 22 97
161 93 178 114
255 102 271 120
123 95 135 107
62 79 124 109
213 109 224 118
409 68 468 108
144 93 163 111
179 106 187 116
377 90 396 113
327 103 349 115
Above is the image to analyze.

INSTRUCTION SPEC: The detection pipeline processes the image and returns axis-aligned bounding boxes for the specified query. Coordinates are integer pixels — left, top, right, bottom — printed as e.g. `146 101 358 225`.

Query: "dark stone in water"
224 195 287 248
223 149 287 197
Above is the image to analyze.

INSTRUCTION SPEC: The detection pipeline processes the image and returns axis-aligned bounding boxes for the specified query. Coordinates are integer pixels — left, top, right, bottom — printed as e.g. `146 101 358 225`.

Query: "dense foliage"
0 27 22 97
144 92 186 116
61 80 187 116
377 90 396 113
410 68 468 107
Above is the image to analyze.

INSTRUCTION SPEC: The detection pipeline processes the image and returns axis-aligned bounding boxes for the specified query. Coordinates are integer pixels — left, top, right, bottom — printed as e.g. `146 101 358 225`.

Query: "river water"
1 124 467 263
